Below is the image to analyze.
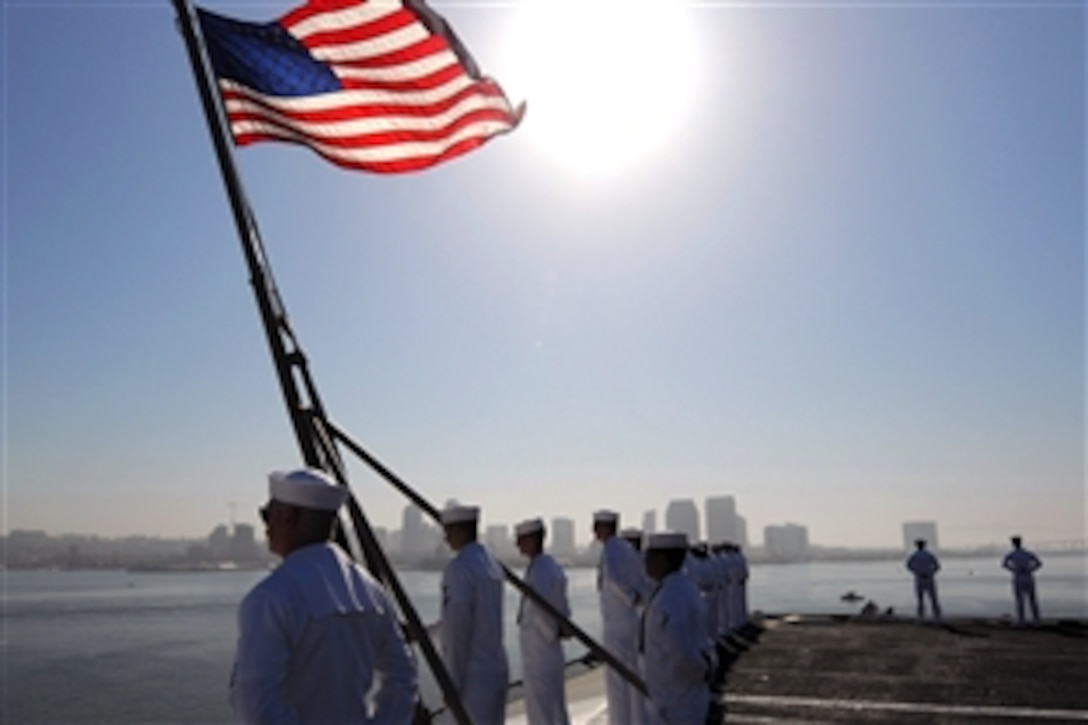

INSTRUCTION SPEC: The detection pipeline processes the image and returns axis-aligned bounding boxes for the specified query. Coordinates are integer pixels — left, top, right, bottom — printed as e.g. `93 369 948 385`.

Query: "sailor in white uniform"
685 543 719 641
640 532 715 725
514 517 571 725
621 527 645 553
905 538 943 624
728 543 750 633
230 468 418 724
594 509 650 725
436 504 510 724
1002 535 1043 627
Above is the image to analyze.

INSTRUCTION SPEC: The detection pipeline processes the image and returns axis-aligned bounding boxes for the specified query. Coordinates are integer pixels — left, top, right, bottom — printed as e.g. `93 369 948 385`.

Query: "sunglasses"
259 503 273 524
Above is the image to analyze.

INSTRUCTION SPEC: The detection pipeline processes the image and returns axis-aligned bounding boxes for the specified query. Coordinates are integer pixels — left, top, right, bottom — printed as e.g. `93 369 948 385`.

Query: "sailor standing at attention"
435 504 509 724
1002 535 1043 628
515 517 572 725
230 468 418 724
640 532 715 725
905 538 943 625
594 509 649 725
730 544 750 633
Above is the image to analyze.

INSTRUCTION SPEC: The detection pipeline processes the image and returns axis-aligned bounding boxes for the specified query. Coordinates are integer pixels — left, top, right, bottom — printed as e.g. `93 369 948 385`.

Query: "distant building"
706 495 748 546
902 521 939 551
208 524 230 559
401 505 429 560
371 526 389 552
765 523 809 561
486 524 512 557
229 523 259 561
551 517 576 557
641 510 656 535
665 499 700 541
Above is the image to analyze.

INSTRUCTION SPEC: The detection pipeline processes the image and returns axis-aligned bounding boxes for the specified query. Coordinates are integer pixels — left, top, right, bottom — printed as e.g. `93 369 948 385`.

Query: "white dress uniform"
598 532 650 725
712 550 730 638
684 552 719 640
729 547 749 632
641 570 713 724
518 551 571 725
905 548 942 623
1003 546 1043 626
230 542 417 724
439 540 510 725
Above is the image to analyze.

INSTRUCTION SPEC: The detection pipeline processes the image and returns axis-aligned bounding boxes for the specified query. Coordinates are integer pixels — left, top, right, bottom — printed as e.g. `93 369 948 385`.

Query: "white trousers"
602 627 641 725
913 576 942 622
1013 577 1040 626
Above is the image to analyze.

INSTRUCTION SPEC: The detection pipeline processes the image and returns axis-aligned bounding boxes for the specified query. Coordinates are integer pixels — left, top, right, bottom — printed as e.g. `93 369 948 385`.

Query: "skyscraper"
641 509 656 535
401 504 428 559
706 495 750 545
550 517 576 557
486 524 511 556
902 521 939 551
665 499 700 541
764 523 809 561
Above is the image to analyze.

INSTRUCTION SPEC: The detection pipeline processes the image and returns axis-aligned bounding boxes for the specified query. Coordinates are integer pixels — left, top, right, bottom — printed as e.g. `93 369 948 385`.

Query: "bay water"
4 553 1085 722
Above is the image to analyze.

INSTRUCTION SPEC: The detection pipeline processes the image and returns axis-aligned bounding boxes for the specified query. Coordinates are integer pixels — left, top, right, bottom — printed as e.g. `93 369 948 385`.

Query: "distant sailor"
905 538 943 625
1002 535 1043 628
230 468 417 724
594 509 650 725
514 517 571 725
722 543 749 634
621 527 645 553
685 543 719 641
435 504 509 724
640 532 715 725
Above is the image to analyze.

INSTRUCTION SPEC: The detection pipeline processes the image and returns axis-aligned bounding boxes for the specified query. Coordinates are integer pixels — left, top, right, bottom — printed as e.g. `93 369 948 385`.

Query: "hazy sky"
5 0 1084 549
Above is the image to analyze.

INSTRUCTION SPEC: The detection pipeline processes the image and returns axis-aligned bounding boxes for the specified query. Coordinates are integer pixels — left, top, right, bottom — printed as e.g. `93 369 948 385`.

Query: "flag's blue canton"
197 9 340 97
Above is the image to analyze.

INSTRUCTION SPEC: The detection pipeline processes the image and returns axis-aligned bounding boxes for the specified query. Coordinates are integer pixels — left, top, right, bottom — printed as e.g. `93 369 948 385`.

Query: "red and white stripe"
219 0 522 173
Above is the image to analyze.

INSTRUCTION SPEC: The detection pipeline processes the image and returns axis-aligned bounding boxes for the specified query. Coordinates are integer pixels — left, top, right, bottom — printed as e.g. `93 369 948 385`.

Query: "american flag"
196 0 523 173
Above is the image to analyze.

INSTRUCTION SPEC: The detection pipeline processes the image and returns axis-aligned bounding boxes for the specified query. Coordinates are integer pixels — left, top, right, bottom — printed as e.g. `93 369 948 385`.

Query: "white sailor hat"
514 517 544 537
440 504 480 526
593 509 619 524
619 527 642 539
268 468 348 511
646 532 689 550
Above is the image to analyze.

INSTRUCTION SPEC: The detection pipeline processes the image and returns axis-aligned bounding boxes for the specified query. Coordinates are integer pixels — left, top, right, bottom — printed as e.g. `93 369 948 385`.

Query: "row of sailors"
229 468 735 724
595 510 747 725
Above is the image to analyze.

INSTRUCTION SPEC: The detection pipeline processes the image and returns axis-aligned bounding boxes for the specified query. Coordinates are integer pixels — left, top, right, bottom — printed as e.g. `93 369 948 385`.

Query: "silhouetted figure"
514 517 571 725
231 468 417 723
1002 535 1042 628
905 539 942 625
593 509 649 725
434 504 509 724
640 532 716 725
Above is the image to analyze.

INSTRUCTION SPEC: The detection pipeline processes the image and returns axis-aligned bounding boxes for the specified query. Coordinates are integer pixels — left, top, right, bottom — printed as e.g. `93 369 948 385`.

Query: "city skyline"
8 499 1084 554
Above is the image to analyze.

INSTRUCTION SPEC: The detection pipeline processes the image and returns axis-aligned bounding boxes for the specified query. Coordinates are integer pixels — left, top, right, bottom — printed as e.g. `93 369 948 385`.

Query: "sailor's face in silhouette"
260 500 298 557
443 522 474 551
516 532 542 558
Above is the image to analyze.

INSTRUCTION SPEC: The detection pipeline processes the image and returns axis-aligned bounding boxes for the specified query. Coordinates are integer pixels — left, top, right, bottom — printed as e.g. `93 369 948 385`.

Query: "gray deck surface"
718 615 1088 723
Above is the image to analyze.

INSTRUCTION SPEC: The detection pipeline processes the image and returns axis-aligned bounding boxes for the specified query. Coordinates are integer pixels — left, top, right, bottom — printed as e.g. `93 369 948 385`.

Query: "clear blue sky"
4 0 1084 549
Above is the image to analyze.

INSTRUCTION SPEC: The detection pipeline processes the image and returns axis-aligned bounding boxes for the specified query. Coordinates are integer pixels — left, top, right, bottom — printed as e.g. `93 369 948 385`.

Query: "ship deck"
507 614 1088 723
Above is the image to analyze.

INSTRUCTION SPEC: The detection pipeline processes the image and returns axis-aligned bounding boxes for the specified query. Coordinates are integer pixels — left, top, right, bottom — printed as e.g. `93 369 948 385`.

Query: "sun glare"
497 1 702 181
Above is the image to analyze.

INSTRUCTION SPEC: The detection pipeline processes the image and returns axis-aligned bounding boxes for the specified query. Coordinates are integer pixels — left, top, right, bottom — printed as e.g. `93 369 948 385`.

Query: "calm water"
3 554 1085 722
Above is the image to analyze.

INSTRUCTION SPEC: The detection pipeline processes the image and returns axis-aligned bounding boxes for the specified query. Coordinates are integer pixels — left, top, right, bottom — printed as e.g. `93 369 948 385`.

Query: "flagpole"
170 2 472 722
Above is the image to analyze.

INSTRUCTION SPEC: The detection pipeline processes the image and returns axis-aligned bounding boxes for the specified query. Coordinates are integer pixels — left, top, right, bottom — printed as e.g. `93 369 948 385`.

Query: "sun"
496 1 702 181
